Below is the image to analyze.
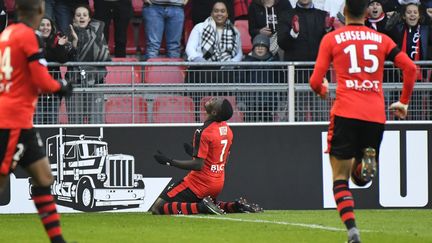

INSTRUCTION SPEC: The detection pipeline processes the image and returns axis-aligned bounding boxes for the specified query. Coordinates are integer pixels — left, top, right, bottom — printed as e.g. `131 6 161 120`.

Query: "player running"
0 0 73 242
152 97 263 215
309 0 416 242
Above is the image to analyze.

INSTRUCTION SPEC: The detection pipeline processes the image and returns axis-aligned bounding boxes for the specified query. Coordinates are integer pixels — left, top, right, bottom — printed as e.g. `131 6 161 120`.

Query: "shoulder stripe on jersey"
192 120 213 157
386 47 401 62
27 52 44 62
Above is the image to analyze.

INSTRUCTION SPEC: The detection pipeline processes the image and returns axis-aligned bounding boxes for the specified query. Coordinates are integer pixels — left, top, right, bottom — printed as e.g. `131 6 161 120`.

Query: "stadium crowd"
0 0 431 124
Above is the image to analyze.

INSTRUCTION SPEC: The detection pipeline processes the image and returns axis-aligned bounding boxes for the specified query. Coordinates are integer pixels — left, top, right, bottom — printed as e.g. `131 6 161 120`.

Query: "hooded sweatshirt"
247 0 292 41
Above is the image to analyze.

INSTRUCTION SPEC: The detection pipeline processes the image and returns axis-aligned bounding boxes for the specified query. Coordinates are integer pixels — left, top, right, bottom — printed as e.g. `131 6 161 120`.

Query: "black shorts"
327 116 384 161
0 128 46 175
159 180 201 202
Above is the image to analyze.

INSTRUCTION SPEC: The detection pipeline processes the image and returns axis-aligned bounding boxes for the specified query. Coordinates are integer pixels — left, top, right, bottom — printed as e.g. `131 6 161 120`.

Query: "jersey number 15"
344 44 379 74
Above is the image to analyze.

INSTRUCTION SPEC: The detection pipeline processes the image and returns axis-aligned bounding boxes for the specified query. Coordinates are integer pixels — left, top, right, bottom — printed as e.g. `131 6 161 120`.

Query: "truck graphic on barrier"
37 128 145 211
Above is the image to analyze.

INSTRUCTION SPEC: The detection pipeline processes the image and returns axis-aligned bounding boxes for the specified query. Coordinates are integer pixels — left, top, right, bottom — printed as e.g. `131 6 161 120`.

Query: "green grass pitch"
1 210 431 242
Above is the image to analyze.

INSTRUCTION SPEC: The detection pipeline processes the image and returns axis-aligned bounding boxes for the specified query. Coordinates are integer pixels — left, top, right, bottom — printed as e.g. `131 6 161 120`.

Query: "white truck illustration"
41 128 145 211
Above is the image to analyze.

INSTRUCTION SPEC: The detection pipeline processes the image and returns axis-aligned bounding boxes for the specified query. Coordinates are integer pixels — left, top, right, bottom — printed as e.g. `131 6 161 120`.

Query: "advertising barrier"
0 123 430 213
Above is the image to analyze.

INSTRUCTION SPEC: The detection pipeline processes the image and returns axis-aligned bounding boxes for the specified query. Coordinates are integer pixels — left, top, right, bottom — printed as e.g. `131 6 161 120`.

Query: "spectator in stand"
66 4 111 124
191 0 234 25
248 0 292 59
277 0 333 121
186 0 242 83
93 0 132 57
44 0 89 33
277 0 333 63
34 17 74 125
142 0 187 60
186 0 242 63
366 0 389 33
242 34 283 121
387 2 432 120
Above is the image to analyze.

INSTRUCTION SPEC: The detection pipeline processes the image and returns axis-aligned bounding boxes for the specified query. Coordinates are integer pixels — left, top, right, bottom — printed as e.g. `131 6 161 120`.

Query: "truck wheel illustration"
78 179 95 210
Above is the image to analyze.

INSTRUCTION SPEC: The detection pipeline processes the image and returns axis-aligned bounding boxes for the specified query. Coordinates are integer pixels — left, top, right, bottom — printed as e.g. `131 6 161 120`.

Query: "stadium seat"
152 96 195 123
199 96 244 122
105 96 147 123
144 57 186 83
234 20 253 54
4 0 14 13
183 19 194 45
88 0 94 12
132 0 143 16
58 99 68 124
108 22 137 55
106 57 142 84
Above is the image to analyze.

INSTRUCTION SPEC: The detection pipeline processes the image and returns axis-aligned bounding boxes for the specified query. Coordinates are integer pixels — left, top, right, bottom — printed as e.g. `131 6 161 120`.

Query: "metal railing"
34 61 432 124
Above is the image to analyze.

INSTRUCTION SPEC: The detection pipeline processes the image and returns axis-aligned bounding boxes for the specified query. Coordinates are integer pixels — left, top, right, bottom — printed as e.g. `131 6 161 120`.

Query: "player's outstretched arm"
154 150 204 171
391 50 416 119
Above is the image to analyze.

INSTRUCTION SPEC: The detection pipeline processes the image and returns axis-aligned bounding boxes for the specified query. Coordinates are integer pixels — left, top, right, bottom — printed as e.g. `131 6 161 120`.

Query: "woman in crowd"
66 4 111 124
186 0 242 83
388 2 432 120
35 17 74 124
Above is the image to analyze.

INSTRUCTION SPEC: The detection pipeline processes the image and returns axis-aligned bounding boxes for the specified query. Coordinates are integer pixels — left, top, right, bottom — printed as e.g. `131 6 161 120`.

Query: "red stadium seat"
234 20 253 54
105 96 147 123
132 0 143 16
152 96 195 123
4 0 14 13
199 96 244 122
183 19 194 45
144 57 186 83
106 57 141 84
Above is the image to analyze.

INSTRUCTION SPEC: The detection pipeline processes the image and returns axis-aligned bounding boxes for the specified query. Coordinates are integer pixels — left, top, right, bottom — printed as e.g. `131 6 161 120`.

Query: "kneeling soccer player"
151 97 263 215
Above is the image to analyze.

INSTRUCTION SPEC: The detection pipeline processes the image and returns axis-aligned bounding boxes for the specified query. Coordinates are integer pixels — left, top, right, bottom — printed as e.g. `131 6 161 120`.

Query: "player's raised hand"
183 143 193 157
389 101 408 119
56 79 73 98
154 150 173 166
291 15 300 34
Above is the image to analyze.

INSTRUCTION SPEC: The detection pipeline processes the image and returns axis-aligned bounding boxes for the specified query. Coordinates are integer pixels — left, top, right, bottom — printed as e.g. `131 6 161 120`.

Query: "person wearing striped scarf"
186 0 242 62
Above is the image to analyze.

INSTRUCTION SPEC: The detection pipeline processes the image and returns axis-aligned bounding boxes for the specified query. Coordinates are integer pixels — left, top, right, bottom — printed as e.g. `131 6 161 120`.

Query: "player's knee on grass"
150 198 166 215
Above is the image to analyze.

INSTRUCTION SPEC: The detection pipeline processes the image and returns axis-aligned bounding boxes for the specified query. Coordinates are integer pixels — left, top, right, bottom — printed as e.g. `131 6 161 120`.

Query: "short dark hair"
345 0 369 18
74 4 92 17
215 99 233 122
16 0 43 14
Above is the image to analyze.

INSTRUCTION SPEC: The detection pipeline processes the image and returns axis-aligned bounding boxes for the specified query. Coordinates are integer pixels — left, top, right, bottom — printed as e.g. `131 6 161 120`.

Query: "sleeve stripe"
27 52 44 62
387 47 401 62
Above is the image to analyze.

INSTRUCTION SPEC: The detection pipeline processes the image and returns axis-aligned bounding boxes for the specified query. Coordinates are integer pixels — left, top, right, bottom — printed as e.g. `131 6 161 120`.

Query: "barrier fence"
35 61 432 125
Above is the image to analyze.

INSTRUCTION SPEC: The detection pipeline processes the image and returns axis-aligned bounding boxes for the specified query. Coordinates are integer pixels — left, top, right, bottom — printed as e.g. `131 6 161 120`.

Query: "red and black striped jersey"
310 24 416 123
0 23 61 129
183 120 233 198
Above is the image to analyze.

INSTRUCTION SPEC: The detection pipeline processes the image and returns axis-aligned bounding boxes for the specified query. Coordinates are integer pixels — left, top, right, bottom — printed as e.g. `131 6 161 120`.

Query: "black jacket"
247 0 292 41
277 6 328 61
365 16 389 35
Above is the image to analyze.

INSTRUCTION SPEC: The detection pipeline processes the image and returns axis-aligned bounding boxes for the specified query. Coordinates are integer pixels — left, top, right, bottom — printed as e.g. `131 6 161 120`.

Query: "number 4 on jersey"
0 46 13 93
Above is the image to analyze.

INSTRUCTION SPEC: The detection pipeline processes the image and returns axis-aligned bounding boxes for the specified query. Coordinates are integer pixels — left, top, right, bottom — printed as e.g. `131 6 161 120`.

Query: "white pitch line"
174 215 375 233
175 215 346 232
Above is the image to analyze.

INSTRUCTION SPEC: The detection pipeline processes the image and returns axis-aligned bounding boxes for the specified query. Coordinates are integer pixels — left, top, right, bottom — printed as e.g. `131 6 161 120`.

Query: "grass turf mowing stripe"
174 215 369 232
